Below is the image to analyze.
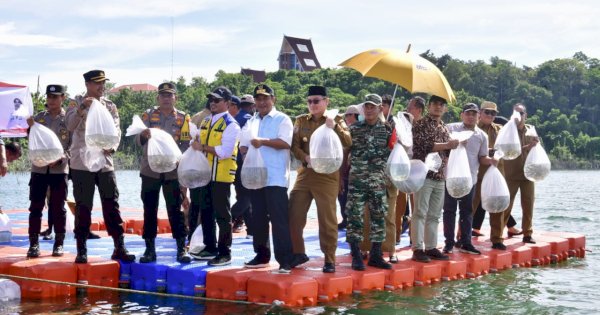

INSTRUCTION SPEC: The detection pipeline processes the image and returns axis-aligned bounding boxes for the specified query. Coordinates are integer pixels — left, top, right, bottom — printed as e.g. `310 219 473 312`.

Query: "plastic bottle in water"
0 279 21 302
0 231 11 244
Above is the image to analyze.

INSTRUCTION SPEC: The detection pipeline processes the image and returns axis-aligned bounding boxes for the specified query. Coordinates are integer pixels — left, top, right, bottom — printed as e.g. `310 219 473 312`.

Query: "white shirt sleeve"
214 121 241 159
278 115 293 146
239 119 252 148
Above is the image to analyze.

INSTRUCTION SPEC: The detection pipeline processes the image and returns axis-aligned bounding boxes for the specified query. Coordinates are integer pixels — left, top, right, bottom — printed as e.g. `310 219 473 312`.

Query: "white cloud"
0 22 83 49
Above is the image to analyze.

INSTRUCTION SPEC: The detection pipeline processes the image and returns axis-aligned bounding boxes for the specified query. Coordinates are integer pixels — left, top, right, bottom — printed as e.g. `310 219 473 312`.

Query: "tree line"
13 51 600 171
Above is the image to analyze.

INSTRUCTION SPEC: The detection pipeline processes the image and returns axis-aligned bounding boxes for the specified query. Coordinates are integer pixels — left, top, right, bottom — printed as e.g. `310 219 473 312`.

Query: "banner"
0 82 34 137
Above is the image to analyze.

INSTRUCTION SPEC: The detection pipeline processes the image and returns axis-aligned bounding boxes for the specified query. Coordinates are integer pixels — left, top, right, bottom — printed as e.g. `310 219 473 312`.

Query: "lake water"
0 170 599 314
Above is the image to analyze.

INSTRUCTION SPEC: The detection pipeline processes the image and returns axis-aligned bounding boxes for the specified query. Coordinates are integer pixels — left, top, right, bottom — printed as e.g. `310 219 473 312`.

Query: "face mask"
358 114 365 122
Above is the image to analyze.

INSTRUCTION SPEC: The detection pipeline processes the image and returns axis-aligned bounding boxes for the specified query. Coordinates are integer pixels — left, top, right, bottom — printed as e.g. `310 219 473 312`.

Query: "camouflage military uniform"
346 119 393 243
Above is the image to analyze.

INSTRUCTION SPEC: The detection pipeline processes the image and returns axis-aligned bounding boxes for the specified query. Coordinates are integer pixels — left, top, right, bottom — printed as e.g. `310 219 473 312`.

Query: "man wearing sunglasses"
289 85 352 273
472 101 522 250
189 86 241 266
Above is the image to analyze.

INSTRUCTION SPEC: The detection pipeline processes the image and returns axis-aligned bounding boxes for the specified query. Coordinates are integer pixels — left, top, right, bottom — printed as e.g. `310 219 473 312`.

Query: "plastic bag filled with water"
0 213 12 243
494 111 522 160
445 144 472 198
425 152 442 173
309 109 343 174
81 147 106 172
85 100 120 150
394 112 413 148
178 147 211 188
393 159 428 193
481 165 510 213
147 129 182 173
386 143 411 181
523 126 550 182
241 117 268 189
28 122 64 167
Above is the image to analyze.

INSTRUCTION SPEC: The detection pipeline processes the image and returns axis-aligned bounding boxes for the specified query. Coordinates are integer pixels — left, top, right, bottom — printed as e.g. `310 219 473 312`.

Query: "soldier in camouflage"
346 94 395 271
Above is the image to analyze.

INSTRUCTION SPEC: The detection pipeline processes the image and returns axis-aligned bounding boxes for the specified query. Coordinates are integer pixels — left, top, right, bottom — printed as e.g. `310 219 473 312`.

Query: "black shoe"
425 248 449 261
40 228 52 237
350 242 366 271
459 244 481 255
43 233 54 241
412 249 431 263
472 230 484 237
443 243 454 254
244 256 270 269
176 238 191 263
322 262 335 273
88 231 101 239
277 264 292 274
27 234 40 258
52 233 65 257
290 253 309 268
111 235 136 262
75 237 88 264
492 242 507 250
190 248 218 260
140 238 157 263
523 236 536 244
337 221 347 230
367 242 392 270
208 254 231 266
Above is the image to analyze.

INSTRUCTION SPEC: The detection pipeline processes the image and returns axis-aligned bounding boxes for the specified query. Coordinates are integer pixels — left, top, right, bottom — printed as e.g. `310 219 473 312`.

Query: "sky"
1 0 599 96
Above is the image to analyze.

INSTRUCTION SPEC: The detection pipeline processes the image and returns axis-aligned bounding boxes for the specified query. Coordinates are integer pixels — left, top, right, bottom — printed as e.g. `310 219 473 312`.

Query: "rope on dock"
0 273 272 307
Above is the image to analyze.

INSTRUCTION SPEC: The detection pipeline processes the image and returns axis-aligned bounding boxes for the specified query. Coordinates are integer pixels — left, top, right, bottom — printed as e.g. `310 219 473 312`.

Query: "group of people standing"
1 69 539 274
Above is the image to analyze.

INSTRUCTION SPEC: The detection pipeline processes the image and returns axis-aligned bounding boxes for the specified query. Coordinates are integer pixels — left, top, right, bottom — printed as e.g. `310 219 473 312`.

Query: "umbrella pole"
387 84 399 121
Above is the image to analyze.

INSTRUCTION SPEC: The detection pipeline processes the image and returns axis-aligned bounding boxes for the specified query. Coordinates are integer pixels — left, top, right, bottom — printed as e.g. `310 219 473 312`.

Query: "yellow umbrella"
339 48 456 102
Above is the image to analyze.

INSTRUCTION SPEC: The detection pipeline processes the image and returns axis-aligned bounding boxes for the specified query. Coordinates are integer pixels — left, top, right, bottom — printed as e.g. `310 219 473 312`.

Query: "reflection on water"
1 170 599 314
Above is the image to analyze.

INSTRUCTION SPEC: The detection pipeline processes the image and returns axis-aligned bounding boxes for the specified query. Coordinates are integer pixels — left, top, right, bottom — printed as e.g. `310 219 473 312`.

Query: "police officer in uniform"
346 94 394 271
65 70 135 264
136 82 192 263
25 84 71 258
289 85 352 273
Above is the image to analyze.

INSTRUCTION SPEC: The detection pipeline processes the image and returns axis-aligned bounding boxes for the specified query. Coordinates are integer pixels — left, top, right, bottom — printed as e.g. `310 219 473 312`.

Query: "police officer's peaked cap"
83 70 109 82
158 82 177 94
46 84 66 95
307 85 327 97
207 86 232 101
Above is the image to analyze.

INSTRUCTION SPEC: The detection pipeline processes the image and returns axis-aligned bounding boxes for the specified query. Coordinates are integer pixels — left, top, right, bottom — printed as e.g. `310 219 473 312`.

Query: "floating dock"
0 208 586 307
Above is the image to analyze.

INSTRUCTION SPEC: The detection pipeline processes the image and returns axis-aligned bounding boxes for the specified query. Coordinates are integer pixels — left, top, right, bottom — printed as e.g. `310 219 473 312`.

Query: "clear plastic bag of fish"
81 147 106 172
425 152 442 172
394 112 413 148
178 147 211 188
309 109 343 174
147 129 182 173
188 225 205 256
481 165 510 213
28 122 64 167
241 117 268 189
524 143 550 182
393 159 427 193
85 100 120 150
494 111 522 160
386 143 411 181
445 144 472 198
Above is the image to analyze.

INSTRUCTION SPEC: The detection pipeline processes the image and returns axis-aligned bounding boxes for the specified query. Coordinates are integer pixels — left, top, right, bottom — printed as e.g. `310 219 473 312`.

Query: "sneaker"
208 254 231 266
411 249 431 263
459 244 481 255
425 248 449 260
492 242 507 250
244 256 270 269
290 253 309 268
277 265 292 274
190 248 218 260
443 243 454 254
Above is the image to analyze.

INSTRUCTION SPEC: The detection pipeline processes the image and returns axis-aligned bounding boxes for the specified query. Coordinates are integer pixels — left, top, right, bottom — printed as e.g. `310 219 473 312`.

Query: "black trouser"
28 173 68 235
189 182 232 256
443 186 475 247
472 202 517 230
231 161 253 235
337 177 349 224
250 186 292 266
141 175 187 240
71 169 124 239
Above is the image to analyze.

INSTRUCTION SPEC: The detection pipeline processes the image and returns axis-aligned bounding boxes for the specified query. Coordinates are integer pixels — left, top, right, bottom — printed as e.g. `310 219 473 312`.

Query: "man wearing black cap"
228 95 241 118
24 85 71 258
239 84 294 273
442 103 497 256
135 82 192 263
231 94 256 237
188 86 241 266
411 95 459 263
289 85 352 273
65 70 135 264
